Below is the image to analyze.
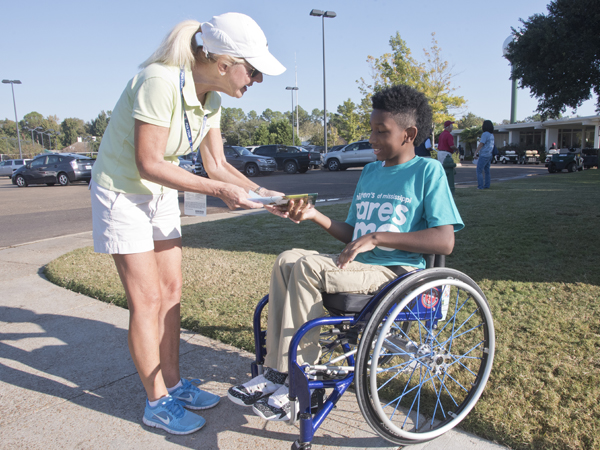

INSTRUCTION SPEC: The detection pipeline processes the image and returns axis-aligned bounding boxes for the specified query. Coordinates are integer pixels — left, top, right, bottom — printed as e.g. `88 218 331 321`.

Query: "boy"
228 84 464 421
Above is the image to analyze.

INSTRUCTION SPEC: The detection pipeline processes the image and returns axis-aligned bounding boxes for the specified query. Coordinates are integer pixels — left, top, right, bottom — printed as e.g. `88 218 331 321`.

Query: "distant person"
90 13 286 436
437 120 459 162
227 84 464 422
458 144 465 161
414 128 433 157
474 120 495 189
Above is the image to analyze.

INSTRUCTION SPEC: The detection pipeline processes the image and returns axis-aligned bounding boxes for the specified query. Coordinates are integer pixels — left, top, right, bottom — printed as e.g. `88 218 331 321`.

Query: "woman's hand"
337 234 377 269
217 184 264 210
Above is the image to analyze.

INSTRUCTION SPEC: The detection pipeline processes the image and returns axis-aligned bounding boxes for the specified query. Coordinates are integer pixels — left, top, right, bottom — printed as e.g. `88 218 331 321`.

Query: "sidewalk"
0 210 507 450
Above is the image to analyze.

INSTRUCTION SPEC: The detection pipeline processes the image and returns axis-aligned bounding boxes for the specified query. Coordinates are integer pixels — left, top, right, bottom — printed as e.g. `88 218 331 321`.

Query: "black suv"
12 153 95 187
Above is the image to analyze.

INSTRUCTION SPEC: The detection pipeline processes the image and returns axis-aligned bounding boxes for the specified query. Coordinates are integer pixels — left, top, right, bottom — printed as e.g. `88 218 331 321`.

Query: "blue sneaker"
143 396 205 435
170 378 220 410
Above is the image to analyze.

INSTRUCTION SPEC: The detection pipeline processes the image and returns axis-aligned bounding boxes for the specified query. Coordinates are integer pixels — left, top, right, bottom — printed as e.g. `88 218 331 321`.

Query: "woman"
475 120 495 189
90 13 285 435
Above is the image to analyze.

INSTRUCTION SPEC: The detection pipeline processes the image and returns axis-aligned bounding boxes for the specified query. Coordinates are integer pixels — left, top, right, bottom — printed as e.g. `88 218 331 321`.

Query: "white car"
0 159 31 177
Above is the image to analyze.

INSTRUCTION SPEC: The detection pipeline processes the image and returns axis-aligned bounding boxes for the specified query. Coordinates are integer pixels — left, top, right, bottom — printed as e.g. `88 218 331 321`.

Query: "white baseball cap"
199 13 286 76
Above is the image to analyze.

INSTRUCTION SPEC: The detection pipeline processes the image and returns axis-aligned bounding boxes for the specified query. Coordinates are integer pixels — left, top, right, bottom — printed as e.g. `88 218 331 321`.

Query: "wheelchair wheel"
355 268 495 445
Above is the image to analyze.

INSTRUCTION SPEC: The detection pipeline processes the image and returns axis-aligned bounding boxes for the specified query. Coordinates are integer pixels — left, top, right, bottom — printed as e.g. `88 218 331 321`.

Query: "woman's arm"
134 120 262 210
199 128 265 193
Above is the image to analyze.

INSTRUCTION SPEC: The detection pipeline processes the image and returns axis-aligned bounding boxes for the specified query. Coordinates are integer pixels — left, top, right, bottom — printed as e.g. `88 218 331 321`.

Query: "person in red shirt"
437 120 458 162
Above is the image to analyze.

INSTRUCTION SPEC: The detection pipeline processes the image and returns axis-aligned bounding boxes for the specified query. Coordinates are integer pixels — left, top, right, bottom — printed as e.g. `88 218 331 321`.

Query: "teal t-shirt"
345 157 464 269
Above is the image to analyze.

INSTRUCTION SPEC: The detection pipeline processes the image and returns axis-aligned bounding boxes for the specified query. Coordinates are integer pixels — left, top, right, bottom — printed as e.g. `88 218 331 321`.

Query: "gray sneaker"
228 368 287 406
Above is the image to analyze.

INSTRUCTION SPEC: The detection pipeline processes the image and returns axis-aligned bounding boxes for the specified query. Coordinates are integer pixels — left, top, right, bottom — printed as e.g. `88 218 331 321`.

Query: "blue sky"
1 0 597 127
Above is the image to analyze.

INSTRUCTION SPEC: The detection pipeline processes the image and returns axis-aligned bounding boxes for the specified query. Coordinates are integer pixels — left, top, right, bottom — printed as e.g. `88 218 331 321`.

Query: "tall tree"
421 33 466 132
333 99 364 143
88 110 111 137
358 32 465 134
506 0 600 117
60 118 86 147
457 112 485 129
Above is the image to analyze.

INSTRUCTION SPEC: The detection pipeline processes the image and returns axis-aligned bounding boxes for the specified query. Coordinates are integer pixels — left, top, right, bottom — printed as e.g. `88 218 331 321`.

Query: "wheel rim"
285 162 297 173
246 164 258 176
16 176 25 186
328 160 339 171
59 174 68 185
364 277 495 441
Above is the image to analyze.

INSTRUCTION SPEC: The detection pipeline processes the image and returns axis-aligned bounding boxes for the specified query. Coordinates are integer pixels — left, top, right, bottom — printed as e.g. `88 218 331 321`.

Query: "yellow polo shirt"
92 63 221 194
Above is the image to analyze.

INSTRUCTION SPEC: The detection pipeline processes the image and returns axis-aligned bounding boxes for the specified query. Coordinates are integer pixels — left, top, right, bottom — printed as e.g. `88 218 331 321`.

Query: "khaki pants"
264 249 410 373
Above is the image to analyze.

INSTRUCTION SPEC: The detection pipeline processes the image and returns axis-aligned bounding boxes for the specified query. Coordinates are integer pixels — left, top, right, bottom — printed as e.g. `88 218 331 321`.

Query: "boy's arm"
337 225 455 269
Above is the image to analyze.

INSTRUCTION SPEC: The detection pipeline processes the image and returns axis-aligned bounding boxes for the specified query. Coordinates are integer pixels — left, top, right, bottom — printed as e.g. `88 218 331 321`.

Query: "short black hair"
371 85 433 146
482 120 494 133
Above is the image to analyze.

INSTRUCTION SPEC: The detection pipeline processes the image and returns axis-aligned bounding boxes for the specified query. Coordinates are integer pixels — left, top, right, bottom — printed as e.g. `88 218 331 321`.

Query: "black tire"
327 159 341 171
15 175 27 187
284 160 298 174
568 163 576 173
299 167 309 173
548 164 557 173
57 172 70 186
244 163 259 177
355 268 495 445
501 159 507 164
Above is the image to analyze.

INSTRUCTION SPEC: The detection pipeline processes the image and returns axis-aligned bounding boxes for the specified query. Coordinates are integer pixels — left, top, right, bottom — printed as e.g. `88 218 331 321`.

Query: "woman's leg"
476 158 484 189
112 237 182 401
484 157 492 188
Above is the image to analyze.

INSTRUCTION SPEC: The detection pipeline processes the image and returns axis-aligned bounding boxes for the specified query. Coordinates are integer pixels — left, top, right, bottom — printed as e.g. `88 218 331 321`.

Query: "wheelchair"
251 255 495 449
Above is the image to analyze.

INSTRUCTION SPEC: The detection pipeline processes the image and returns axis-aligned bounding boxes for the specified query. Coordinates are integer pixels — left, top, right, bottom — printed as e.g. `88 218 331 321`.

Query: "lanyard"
180 67 207 164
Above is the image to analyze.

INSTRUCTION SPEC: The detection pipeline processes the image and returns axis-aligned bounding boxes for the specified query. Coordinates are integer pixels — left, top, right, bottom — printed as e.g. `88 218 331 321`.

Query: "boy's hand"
337 234 376 269
287 198 316 224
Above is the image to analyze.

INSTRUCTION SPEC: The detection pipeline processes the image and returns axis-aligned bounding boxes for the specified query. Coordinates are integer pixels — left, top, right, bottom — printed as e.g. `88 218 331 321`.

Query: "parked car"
519 150 540 165
253 144 316 174
194 145 277 177
12 153 95 187
177 156 194 173
547 148 584 173
582 148 599 169
322 140 376 171
0 159 32 177
289 146 321 169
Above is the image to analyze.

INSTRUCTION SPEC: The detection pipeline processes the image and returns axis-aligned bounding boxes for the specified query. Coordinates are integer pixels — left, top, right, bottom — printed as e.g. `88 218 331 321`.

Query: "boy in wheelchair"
228 84 464 422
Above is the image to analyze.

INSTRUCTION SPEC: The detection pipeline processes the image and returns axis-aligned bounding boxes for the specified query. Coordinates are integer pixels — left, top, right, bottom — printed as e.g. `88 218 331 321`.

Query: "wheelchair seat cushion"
322 292 374 315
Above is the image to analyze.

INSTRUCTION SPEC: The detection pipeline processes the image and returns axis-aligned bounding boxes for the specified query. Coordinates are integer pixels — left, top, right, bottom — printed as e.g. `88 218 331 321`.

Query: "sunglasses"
245 63 261 79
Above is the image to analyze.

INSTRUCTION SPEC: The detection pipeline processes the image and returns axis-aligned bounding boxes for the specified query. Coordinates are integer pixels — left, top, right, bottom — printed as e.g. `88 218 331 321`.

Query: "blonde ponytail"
139 20 202 69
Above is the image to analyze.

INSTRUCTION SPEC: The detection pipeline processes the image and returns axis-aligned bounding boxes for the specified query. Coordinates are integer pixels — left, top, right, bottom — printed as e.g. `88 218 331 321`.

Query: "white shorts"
90 181 181 254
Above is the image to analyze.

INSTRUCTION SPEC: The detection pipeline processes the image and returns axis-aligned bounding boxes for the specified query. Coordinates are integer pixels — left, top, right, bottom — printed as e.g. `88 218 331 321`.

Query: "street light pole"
286 86 299 145
502 36 518 124
2 79 23 158
310 9 336 152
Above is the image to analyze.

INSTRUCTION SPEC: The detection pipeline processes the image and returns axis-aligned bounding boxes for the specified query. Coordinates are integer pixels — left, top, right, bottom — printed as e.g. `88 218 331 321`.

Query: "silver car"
0 159 31 177
322 140 376 171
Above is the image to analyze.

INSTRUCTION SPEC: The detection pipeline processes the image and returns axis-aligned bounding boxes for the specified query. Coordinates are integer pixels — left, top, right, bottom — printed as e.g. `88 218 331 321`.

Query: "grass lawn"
45 170 600 450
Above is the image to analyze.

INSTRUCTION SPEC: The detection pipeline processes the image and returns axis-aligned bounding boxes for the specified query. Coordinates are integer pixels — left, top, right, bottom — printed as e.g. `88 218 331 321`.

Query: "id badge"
184 191 207 216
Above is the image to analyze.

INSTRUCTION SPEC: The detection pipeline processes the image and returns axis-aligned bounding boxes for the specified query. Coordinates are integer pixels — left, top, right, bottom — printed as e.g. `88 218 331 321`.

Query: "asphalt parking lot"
0 163 549 248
